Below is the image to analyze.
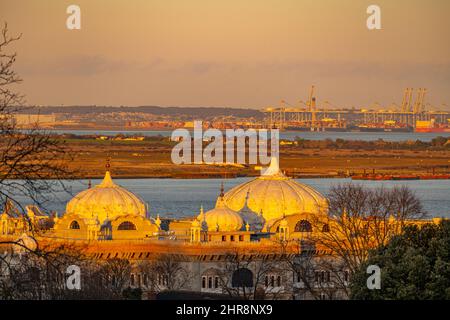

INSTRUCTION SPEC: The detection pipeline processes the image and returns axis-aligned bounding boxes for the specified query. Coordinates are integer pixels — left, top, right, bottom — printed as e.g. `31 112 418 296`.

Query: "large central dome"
223 158 328 222
66 171 146 223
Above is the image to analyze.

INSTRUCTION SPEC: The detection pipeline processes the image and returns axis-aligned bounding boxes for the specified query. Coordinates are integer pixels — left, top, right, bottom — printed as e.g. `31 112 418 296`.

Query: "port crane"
263 87 447 130
413 88 427 114
307 85 319 131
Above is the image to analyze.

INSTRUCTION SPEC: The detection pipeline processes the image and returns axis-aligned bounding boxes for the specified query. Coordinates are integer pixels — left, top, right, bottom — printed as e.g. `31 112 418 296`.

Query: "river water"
49 129 450 142
23 178 450 219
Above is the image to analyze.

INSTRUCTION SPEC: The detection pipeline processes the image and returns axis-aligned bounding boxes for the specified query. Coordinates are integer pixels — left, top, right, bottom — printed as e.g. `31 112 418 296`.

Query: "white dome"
223 157 328 222
66 171 146 223
198 196 243 232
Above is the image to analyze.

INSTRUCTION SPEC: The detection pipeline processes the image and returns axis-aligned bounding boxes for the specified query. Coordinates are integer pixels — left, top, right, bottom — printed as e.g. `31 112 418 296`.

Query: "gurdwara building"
0 158 440 299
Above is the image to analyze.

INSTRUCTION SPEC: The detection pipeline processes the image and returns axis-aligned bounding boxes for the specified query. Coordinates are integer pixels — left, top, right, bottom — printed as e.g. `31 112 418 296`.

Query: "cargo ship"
355 120 413 132
352 174 450 181
415 119 450 133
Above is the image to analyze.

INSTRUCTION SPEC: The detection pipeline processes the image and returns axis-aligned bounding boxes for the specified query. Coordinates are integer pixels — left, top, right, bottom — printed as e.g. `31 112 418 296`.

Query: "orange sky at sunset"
1 0 449 109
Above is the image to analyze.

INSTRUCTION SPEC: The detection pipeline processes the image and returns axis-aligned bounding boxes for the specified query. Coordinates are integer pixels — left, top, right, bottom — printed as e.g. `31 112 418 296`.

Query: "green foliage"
289 136 450 151
350 221 450 300
122 287 143 300
431 136 448 147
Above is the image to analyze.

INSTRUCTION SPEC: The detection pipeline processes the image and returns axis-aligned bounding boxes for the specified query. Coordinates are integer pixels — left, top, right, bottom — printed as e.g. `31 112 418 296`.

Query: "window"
69 221 80 229
277 276 281 287
295 220 312 232
143 274 148 287
231 268 253 288
265 275 269 287
270 275 275 287
222 235 226 242
202 276 206 289
130 274 135 287
322 224 330 232
214 276 219 289
239 235 244 241
315 270 330 284
230 235 235 242
208 276 212 289
118 221 136 230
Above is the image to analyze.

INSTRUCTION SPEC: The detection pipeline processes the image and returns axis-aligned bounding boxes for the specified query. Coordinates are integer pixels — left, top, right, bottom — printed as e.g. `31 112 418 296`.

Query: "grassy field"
59 138 450 178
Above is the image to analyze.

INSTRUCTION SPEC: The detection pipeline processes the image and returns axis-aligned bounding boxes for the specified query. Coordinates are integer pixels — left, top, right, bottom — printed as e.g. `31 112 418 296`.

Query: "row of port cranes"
264 86 449 130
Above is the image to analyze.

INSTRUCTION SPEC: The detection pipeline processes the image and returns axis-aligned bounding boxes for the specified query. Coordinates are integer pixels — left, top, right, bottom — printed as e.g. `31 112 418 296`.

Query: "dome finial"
106 157 111 171
220 182 225 198
98 171 115 188
155 214 161 227
262 156 284 177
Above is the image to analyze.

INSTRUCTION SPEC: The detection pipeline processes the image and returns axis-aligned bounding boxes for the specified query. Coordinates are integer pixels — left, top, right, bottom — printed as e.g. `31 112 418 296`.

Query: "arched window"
231 268 253 288
295 220 312 232
202 276 206 289
322 224 330 232
70 221 80 230
118 221 136 230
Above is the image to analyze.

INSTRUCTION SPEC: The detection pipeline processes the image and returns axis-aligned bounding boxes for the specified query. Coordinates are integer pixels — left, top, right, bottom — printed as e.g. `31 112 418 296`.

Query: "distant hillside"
19 106 264 118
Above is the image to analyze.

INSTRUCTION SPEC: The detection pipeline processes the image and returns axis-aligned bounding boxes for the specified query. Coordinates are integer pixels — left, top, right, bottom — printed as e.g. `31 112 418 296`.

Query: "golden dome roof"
198 192 244 232
66 171 146 223
223 157 328 223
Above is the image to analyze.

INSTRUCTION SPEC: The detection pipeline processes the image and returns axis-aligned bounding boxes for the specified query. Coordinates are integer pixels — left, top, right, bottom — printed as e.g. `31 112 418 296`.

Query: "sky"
1 0 449 109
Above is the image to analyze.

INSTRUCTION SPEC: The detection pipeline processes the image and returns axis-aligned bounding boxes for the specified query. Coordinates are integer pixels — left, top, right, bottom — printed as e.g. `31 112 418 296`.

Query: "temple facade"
0 158 441 299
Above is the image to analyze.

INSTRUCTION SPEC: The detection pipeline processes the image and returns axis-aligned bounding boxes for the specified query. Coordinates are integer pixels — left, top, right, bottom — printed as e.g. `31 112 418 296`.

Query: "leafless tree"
0 22 74 216
98 258 132 298
217 249 287 300
303 183 426 298
272 184 426 300
137 254 190 294
0 242 101 300
0 23 76 292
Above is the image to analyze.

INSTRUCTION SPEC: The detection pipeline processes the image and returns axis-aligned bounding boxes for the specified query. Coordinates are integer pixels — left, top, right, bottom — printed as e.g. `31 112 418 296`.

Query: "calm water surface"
50 129 450 142
28 178 450 219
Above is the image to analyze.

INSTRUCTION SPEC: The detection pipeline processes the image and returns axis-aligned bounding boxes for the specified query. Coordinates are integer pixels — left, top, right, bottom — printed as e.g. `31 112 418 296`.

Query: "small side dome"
198 186 243 232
